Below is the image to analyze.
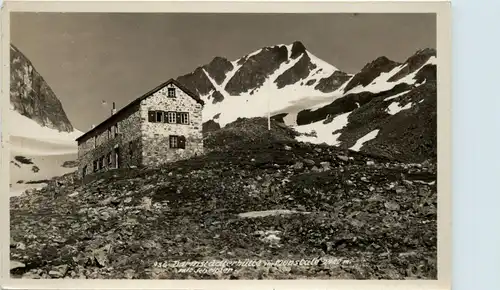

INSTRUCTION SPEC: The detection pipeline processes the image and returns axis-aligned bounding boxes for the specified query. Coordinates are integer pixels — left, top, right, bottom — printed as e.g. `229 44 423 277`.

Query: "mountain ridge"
172 42 437 162
10 43 76 133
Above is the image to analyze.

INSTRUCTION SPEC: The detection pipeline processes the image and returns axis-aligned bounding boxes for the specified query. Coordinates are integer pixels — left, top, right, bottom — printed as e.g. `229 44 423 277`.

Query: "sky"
10 13 436 131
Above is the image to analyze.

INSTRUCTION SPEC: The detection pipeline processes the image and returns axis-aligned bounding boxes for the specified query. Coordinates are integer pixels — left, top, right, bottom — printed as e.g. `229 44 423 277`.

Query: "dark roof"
75 78 204 142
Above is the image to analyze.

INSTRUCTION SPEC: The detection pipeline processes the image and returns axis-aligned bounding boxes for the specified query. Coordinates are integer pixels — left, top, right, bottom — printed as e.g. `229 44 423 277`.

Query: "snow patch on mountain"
346 56 436 95
350 129 380 151
294 111 351 145
8 106 82 155
305 77 354 111
9 107 81 196
384 91 411 102
387 102 413 115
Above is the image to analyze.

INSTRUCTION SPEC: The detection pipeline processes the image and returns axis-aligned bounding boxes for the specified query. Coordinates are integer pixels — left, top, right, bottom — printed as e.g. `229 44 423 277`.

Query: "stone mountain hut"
75 78 204 178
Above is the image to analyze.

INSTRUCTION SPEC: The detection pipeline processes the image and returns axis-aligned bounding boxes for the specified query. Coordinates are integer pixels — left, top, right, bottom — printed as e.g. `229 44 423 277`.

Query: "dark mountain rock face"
224 45 289 95
388 48 436 82
10 44 74 132
413 64 437 84
275 53 317 89
210 90 225 104
337 82 437 163
305 79 316 86
203 56 234 85
343 56 401 93
176 67 215 97
290 41 307 59
314 70 352 93
296 83 413 126
202 119 221 133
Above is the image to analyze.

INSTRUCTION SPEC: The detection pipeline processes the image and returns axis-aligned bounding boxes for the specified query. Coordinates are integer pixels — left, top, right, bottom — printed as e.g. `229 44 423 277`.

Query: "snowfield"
8 108 81 196
350 129 380 151
295 112 351 145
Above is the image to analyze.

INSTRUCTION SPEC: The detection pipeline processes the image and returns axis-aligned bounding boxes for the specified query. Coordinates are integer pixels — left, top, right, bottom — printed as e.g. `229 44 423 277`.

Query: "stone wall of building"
139 82 204 167
77 104 143 178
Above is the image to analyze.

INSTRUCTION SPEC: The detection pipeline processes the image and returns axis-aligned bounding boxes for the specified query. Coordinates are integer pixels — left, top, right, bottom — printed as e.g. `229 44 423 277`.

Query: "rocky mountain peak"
363 56 400 71
224 45 289 95
10 44 74 133
388 48 436 83
176 66 215 97
343 56 401 92
290 41 307 59
203 56 234 85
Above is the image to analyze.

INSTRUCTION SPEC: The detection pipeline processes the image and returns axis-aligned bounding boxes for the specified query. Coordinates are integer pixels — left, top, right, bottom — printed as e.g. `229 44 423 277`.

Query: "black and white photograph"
3 2 451 285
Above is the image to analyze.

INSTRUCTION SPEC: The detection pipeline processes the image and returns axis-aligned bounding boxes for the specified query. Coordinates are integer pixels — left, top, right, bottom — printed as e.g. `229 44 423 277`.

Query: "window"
169 135 178 148
108 153 113 167
94 136 97 148
166 111 176 123
167 88 176 97
113 124 119 137
114 147 120 169
170 135 186 149
178 112 189 124
179 136 186 149
100 156 106 169
148 111 156 122
156 111 163 122
107 128 111 139
82 166 88 178
93 160 98 172
129 141 134 159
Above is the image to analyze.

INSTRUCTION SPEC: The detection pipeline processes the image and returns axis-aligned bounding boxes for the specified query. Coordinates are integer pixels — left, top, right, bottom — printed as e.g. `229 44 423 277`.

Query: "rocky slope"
10 44 74 133
10 118 437 280
287 49 437 163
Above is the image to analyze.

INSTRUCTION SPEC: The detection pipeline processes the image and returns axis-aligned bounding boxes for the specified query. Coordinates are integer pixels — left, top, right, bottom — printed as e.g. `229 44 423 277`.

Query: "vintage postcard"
1 1 452 289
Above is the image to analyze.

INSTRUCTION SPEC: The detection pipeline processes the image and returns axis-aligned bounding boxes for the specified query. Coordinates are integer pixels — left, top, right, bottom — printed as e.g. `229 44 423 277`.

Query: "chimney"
112 102 117 115
91 124 95 129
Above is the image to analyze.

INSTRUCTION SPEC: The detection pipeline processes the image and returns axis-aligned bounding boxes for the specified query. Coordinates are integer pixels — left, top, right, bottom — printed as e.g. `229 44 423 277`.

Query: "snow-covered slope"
288 48 437 162
181 41 436 161
9 107 82 196
176 41 351 128
9 44 82 196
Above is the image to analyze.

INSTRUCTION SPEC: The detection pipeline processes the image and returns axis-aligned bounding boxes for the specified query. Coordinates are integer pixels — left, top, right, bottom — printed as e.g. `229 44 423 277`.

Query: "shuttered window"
129 141 134 160
149 110 188 124
156 111 163 122
178 136 186 149
148 111 156 122
170 135 186 149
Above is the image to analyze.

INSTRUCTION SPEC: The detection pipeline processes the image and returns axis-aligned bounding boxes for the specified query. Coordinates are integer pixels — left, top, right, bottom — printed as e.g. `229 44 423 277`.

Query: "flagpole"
267 93 271 131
